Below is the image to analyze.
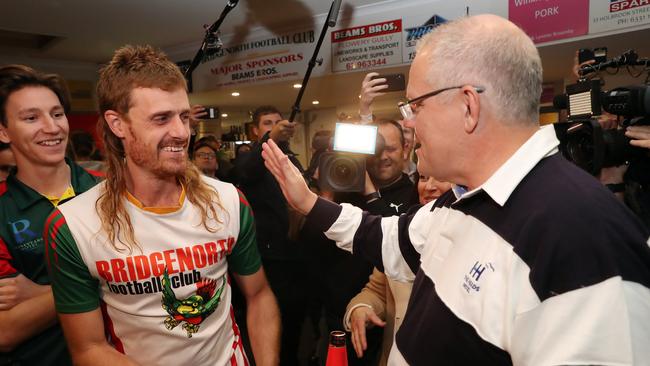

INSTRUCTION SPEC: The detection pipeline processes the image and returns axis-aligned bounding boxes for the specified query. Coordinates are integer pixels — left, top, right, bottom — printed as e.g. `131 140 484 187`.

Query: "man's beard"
126 128 187 178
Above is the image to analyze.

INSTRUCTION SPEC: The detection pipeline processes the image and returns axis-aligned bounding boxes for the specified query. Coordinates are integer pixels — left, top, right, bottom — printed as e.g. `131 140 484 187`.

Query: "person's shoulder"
542 156 631 214
84 168 105 180
73 160 104 180
200 175 239 200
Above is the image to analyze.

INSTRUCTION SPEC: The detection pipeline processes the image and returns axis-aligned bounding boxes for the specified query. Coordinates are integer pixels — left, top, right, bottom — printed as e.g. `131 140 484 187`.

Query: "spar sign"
590 0 650 33
610 0 650 12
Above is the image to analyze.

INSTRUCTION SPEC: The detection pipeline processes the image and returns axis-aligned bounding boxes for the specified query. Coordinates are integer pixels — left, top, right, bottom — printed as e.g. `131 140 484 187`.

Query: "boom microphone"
328 0 342 27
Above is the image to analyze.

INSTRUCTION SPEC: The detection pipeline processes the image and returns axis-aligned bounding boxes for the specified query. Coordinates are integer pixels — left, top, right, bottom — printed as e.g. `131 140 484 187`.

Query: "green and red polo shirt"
0 158 100 366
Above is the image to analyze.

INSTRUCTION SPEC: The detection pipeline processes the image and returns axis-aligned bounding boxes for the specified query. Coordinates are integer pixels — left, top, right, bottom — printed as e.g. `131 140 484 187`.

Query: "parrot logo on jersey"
161 268 226 338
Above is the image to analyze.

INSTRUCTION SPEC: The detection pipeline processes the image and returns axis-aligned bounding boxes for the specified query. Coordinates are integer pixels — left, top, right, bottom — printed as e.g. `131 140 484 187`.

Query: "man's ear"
104 110 127 138
402 146 410 160
0 123 10 144
251 125 260 140
462 86 481 134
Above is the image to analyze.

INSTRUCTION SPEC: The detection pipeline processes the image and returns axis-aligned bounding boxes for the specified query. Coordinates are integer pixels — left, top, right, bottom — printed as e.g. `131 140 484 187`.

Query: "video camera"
553 49 650 175
307 122 385 192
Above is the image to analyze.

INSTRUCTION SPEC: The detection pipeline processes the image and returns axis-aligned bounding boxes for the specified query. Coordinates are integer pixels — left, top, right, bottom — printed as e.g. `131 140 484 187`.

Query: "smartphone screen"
205 106 219 119
371 73 406 92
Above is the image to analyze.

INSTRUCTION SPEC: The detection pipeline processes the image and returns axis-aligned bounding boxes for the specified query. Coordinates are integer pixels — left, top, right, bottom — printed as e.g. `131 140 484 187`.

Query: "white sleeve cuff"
343 303 373 331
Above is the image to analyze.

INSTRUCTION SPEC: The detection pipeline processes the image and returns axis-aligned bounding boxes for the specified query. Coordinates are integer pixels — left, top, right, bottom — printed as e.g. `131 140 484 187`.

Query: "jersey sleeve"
0 237 18 278
304 197 421 282
44 209 100 313
227 190 262 275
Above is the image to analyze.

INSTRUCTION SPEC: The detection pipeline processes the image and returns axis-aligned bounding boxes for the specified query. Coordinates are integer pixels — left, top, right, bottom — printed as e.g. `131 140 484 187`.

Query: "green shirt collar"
6 158 88 210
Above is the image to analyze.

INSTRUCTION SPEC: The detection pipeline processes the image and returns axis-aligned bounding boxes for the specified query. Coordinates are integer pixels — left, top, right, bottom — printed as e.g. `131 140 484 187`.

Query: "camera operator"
359 72 418 182
350 119 418 215
234 105 308 366
573 52 650 226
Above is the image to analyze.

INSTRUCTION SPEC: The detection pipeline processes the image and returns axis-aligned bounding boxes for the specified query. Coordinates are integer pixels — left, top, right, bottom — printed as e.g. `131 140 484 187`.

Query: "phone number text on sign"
331 19 403 73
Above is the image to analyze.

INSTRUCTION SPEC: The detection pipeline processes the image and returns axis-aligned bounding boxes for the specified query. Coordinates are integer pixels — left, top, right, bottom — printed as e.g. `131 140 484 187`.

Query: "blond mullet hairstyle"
95 45 226 253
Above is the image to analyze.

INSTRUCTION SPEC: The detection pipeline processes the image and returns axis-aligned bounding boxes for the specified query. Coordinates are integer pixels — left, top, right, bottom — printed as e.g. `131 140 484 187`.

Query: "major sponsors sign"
192 30 317 90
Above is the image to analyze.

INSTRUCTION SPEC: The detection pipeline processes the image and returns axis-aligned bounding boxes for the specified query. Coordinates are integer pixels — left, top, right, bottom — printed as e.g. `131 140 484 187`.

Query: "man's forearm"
246 286 280 366
0 290 57 352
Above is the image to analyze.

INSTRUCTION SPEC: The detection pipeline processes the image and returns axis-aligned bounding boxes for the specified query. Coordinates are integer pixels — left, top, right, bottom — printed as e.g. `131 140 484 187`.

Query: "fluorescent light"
312 100 319 105
221 113 228 118
231 92 240 97
293 83 302 88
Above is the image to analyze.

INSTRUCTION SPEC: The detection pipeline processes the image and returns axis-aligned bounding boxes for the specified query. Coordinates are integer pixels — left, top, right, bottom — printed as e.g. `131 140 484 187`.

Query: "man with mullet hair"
44 45 280 366
261 14 650 365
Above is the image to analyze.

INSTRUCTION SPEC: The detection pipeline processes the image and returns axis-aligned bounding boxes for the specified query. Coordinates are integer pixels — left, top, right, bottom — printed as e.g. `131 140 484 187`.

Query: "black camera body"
578 47 608 65
554 79 650 175
318 152 367 192
306 123 385 192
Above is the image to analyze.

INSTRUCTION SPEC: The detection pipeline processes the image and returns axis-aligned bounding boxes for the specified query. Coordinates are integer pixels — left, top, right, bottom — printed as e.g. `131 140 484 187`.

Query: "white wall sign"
589 0 650 34
330 19 403 73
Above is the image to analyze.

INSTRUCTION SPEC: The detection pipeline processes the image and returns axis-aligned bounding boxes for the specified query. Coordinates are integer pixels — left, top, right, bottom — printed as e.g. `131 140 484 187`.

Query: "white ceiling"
2 0 650 127
0 0 380 63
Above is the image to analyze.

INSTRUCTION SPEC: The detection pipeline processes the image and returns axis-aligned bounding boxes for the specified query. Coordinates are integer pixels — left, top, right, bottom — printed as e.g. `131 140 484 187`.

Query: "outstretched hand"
262 139 318 215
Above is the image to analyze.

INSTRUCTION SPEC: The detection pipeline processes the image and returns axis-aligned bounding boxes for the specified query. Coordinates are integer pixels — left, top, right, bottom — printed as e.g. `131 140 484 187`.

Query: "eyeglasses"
398 85 485 120
195 152 216 160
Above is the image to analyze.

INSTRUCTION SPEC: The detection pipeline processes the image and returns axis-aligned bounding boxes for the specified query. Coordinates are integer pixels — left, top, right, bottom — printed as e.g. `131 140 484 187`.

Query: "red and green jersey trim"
227 189 261 276
44 208 100 313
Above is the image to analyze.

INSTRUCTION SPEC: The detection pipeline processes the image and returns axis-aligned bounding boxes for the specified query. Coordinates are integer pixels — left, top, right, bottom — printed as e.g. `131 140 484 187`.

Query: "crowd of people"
0 13 649 366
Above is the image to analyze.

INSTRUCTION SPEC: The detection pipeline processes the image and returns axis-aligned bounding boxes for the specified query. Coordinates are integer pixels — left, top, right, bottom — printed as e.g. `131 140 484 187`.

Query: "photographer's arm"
359 72 388 122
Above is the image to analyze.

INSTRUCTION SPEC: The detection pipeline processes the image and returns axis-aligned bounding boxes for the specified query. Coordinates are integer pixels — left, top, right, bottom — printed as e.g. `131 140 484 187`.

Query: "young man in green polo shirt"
0 64 100 366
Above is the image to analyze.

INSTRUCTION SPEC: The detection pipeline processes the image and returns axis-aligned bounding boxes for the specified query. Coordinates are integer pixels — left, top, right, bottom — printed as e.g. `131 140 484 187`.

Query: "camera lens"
566 134 594 169
329 157 359 188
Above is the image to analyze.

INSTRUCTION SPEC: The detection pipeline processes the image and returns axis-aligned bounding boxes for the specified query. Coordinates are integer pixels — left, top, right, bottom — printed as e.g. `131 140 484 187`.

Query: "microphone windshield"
328 0 342 27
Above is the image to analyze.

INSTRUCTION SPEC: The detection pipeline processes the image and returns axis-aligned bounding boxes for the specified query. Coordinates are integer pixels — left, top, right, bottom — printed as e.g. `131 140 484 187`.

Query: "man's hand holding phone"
359 72 389 116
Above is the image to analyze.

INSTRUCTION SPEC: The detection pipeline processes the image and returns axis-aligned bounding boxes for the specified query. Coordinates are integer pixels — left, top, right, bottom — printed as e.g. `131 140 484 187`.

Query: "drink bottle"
325 330 348 366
